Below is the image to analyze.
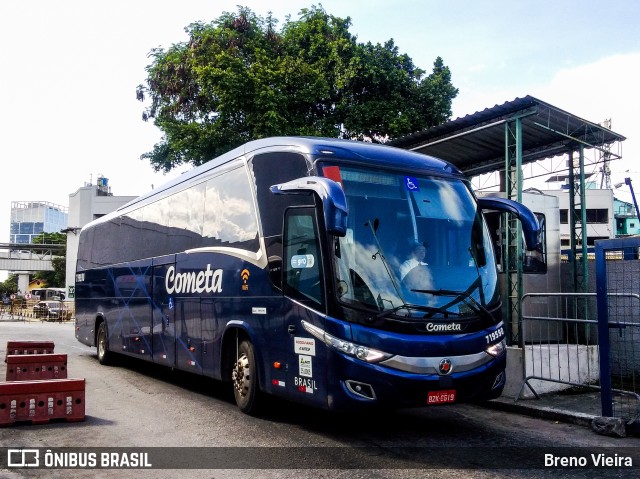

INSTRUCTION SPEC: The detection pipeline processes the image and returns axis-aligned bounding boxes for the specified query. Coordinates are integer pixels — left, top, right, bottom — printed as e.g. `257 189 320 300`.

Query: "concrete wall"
504 344 599 399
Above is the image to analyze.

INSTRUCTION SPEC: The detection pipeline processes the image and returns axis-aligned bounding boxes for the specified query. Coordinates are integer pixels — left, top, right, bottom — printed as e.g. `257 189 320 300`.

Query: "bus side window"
250 152 310 238
250 152 310 290
283 208 324 308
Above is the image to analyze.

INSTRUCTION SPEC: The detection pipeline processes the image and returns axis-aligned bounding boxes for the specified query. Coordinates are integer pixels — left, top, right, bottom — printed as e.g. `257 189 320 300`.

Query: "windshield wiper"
370 302 460 322
410 286 492 319
364 218 405 302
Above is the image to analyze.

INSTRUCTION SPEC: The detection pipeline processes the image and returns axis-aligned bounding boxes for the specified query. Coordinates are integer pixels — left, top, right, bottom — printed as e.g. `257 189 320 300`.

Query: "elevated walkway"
0 242 64 272
0 256 55 271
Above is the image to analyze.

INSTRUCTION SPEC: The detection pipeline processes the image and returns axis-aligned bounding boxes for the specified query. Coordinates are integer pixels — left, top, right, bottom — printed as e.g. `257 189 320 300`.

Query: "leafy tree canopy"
31 232 67 245
0 274 18 296
32 232 67 288
137 5 458 173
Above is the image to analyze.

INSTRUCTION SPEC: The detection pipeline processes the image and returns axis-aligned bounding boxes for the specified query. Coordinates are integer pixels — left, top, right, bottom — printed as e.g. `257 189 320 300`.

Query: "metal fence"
596 237 640 424
513 238 640 425
517 292 600 400
517 290 640 419
0 299 74 322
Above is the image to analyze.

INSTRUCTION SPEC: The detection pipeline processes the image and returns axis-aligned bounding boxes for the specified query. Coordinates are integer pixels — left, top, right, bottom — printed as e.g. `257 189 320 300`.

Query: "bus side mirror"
270 176 348 236
477 197 540 251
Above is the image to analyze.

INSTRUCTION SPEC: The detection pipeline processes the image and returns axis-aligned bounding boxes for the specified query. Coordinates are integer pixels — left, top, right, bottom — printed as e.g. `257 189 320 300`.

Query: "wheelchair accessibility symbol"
404 176 419 191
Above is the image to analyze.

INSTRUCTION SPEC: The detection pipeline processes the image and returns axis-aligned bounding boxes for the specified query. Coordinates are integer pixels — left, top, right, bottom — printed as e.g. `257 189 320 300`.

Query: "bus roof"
124 137 461 210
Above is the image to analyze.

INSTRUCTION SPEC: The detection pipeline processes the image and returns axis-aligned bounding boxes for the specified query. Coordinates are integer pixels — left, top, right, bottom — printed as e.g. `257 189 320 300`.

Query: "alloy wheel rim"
233 354 250 397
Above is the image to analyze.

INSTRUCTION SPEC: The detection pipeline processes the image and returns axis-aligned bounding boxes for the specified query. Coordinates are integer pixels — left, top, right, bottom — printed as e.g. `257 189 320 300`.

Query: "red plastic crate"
5 341 55 361
0 378 85 426
5 354 68 381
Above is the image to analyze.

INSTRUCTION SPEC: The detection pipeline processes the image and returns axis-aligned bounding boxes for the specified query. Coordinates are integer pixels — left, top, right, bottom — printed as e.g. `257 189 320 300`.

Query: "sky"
1 0 639 253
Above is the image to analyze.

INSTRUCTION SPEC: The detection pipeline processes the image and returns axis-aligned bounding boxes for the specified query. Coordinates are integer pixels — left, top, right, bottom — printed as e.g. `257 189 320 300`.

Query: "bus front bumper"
326 351 506 411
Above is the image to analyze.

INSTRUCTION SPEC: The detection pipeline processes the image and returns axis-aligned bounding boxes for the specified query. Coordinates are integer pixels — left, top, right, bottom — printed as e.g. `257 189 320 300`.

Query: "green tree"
32 232 66 288
0 274 18 296
137 5 458 173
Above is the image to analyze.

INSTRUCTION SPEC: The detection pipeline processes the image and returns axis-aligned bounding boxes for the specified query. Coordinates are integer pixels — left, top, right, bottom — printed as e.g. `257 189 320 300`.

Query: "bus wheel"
232 340 262 414
97 322 112 365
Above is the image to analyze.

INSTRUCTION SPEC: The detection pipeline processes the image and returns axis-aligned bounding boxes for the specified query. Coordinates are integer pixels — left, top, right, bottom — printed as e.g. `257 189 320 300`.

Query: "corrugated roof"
390 95 626 176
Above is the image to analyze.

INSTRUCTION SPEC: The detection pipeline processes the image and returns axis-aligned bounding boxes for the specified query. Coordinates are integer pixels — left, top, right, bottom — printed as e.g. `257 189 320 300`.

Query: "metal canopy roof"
390 95 626 177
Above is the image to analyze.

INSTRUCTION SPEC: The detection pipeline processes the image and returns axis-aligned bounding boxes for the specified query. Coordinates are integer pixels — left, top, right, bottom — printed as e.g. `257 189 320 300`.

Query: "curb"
483 398 596 428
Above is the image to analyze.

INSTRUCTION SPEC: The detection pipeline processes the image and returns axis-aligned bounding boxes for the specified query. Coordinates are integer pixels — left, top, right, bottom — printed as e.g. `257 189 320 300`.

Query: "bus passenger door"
113 264 153 360
175 297 203 374
282 207 328 407
152 261 175 367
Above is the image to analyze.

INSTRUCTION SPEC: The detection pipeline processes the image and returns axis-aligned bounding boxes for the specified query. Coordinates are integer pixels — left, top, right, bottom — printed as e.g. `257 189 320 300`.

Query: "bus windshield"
327 165 498 319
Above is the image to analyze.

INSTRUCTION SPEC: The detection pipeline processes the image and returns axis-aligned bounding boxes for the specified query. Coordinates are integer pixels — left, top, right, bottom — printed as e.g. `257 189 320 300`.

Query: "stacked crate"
1 341 85 426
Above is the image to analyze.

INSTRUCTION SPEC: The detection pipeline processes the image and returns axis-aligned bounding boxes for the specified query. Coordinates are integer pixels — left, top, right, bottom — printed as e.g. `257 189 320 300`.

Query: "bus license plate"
427 390 456 405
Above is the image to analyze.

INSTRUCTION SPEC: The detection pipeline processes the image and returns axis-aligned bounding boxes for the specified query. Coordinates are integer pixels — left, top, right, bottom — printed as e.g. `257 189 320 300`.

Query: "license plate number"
427 390 456 404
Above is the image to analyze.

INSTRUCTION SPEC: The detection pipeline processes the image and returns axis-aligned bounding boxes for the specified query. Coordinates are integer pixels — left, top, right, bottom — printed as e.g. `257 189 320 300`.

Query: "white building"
64 177 136 298
544 188 615 250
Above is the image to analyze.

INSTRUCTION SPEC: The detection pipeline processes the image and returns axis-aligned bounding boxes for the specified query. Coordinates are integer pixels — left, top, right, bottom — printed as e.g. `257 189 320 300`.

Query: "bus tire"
97 322 112 365
232 339 262 415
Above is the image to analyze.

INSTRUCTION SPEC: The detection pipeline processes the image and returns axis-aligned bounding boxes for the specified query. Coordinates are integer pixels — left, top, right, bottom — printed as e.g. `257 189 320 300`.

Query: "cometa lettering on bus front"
425 323 462 332
165 264 223 294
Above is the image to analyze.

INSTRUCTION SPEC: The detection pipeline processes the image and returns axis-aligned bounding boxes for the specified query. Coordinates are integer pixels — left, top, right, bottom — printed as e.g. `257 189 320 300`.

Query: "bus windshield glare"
328 165 498 319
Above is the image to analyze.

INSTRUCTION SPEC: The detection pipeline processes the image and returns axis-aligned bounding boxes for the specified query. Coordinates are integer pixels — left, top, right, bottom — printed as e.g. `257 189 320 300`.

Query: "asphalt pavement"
1 312 636 437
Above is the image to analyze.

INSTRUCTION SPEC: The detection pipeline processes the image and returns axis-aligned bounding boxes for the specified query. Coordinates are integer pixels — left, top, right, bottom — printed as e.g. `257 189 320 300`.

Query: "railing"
517 292 640 424
0 299 74 322
517 292 598 400
595 237 640 425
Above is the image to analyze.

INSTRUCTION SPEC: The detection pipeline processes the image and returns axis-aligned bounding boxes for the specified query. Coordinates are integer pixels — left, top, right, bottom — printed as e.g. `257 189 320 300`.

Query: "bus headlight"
486 339 506 357
302 320 392 363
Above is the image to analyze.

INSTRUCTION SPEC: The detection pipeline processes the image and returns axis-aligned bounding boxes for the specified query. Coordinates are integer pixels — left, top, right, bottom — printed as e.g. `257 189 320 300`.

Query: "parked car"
32 301 71 321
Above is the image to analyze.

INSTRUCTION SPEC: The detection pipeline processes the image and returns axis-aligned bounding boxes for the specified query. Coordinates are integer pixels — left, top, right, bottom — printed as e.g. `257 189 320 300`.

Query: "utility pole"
625 177 640 220
600 119 612 190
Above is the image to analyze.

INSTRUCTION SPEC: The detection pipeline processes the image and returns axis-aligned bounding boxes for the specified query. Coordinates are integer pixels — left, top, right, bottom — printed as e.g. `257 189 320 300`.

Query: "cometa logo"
241 269 250 291
425 322 462 332
165 264 223 294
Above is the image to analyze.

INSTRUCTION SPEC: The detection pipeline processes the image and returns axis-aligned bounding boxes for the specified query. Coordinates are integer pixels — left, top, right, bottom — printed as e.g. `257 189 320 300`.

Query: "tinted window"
562 208 609 224
560 209 568 224
77 164 259 269
284 208 324 307
250 152 310 239
91 218 121 266
203 166 259 250
19 223 34 234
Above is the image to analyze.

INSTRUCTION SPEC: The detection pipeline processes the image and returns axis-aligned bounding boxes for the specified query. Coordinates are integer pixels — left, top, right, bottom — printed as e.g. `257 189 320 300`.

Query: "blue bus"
74 137 539 414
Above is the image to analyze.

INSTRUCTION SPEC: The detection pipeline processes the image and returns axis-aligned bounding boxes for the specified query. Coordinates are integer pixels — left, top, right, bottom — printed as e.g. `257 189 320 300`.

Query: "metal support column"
504 118 523 345
595 239 612 417
568 146 589 329
568 146 589 292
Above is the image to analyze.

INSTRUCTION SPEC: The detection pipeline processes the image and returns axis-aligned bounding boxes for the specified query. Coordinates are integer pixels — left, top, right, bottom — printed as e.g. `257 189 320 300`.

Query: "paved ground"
2 313 638 438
